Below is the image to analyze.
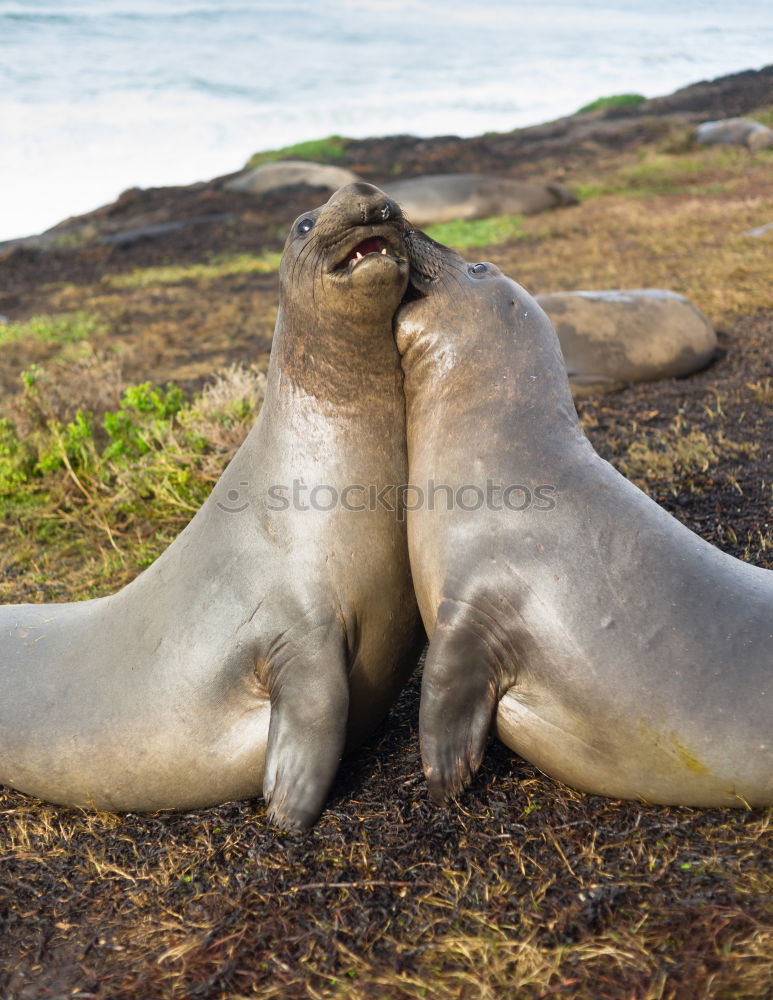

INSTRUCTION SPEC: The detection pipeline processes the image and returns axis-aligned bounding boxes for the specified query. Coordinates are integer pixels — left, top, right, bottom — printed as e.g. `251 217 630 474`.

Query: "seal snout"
361 194 400 225
344 182 402 226
358 194 399 225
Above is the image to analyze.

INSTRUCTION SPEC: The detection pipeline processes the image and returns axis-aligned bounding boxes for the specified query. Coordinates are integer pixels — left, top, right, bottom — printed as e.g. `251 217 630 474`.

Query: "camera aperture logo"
216 481 250 513
218 479 556 517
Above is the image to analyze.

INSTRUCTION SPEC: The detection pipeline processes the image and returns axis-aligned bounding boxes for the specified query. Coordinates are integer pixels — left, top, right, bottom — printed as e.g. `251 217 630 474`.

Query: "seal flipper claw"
419 604 501 804
262 639 349 831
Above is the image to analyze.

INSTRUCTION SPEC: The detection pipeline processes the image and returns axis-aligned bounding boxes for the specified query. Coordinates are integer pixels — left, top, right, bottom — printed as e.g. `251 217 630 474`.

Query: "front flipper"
262 625 349 831
419 597 514 804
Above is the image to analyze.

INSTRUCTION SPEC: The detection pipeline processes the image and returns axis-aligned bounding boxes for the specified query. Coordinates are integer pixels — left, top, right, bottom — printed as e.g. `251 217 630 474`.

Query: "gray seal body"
0 183 421 830
695 117 773 151
537 289 717 397
396 234 772 809
382 174 577 227
225 160 360 196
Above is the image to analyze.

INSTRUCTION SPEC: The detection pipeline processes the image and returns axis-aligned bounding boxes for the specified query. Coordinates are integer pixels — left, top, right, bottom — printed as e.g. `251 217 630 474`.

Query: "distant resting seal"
695 118 773 152
397 232 773 809
0 183 421 831
536 289 717 397
382 174 577 227
225 160 360 196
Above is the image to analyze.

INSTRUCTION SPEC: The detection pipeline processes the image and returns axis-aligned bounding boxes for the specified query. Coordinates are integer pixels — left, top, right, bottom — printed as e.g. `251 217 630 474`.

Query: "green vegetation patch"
0 310 104 346
576 93 646 114
246 134 351 169
424 215 526 250
750 104 773 127
0 363 266 595
104 251 282 290
0 418 34 493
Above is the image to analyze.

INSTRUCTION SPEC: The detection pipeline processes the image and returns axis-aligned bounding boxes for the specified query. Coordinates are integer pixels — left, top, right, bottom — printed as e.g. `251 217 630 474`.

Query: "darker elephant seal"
0 183 421 831
396 231 772 810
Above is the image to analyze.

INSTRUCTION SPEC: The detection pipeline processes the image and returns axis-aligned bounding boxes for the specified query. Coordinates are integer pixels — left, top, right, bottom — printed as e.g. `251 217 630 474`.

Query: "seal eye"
470 263 488 276
296 217 315 235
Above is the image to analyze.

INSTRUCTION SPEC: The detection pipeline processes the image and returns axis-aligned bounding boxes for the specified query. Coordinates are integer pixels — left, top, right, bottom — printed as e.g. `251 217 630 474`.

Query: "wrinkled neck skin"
271 287 402 412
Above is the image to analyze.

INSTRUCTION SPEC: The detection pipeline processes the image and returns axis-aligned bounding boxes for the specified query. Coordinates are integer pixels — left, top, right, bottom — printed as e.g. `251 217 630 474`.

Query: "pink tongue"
342 237 386 267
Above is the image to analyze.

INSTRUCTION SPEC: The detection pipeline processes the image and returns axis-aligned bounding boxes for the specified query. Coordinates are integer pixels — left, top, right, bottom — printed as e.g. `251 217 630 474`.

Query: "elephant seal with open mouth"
0 183 421 831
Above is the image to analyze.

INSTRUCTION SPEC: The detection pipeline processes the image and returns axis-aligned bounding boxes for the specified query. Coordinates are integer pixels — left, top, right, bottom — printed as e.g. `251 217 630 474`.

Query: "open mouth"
335 236 394 271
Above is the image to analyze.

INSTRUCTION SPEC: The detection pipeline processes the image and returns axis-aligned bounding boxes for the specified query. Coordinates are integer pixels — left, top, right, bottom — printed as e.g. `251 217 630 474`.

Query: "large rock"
537 289 718 397
694 117 773 151
382 173 577 226
225 160 360 195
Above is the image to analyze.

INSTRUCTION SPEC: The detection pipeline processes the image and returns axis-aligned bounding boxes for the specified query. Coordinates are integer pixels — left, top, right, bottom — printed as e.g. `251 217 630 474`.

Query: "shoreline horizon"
3 60 772 246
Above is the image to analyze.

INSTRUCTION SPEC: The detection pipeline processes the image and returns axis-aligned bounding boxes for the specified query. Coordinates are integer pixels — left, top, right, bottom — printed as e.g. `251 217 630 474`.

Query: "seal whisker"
290 228 320 288
439 259 468 295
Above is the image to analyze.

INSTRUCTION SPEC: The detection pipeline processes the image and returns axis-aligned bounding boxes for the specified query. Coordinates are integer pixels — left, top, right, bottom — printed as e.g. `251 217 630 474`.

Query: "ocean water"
1 0 772 241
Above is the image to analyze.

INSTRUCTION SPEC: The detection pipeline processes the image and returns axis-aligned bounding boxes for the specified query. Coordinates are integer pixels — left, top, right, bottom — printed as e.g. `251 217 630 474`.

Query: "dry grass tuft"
618 417 758 493
180 362 267 477
494 149 773 326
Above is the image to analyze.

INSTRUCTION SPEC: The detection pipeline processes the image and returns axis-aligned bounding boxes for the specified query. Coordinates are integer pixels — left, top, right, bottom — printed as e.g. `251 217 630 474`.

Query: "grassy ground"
1 107 772 998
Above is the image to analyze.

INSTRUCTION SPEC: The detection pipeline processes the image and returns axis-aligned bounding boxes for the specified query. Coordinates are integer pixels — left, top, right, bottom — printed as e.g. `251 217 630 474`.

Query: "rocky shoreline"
2 63 772 268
